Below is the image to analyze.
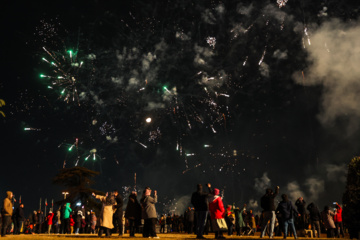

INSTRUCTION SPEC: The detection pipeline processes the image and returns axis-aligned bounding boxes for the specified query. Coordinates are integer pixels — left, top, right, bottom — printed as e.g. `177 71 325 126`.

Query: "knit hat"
213 188 220 196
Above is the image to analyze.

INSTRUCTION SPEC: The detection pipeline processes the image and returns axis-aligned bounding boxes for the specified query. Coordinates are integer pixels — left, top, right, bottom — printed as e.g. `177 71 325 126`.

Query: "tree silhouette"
53 166 103 212
342 156 360 239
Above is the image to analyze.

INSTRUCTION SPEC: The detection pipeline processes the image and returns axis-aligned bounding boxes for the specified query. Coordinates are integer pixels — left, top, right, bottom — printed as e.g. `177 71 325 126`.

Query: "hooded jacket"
208 189 225 220
2 191 13 216
307 203 321 221
46 212 54 225
334 203 342 223
63 203 72 219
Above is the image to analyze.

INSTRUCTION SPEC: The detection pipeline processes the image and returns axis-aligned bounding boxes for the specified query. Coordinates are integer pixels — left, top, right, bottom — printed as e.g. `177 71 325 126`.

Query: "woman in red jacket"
334 202 345 238
46 211 54 234
209 188 226 239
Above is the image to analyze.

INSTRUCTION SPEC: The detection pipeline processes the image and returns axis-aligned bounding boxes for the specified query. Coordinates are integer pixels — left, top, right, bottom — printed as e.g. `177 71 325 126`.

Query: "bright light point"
47 86 53 89
146 118 152 123
163 86 167 90
61 89 65 94
24 128 30 131
40 74 45 78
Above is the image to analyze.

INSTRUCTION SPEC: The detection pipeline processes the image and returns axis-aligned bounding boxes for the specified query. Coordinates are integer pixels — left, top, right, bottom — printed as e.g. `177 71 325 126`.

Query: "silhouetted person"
307 202 321 238
14 203 25 234
295 197 306 230
140 187 158 238
125 191 141 237
1 191 14 237
276 194 300 239
260 186 279 238
321 206 336 238
191 183 212 239
113 190 123 236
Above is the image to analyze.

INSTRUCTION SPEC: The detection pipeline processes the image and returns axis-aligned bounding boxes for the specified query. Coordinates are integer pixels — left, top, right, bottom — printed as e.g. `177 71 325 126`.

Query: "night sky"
1 0 360 216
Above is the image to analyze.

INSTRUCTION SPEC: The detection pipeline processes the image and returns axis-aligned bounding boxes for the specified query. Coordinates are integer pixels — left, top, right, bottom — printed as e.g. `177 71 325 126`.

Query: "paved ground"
0 233 346 239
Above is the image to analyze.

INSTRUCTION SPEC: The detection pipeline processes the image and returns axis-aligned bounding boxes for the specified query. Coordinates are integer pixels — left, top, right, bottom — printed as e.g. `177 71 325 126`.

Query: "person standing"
46 210 54 234
1 191 14 237
276 194 300 239
225 205 235 236
62 203 72 234
14 203 25 234
234 204 246 236
334 202 345 238
166 214 172 233
185 207 195 234
74 208 83 234
208 188 226 239
140 187 159 238
125 191 141 237
54 208 61 234
248 209 257 235
90 212 97 234
260 186 279 238
295 197 307 231
32 210 38 233
191 183 212 239
113 190 124 236
307 202 321 238
92 192 116 237
37 210 44 233
159 215 166 233
321 206 336 238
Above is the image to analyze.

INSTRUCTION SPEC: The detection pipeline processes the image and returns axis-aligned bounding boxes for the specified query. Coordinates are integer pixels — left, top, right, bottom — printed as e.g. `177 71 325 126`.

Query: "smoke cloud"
293 19 360 134
325 163 347 183
286 181 306 202
304 177 325 201
254 172 271 194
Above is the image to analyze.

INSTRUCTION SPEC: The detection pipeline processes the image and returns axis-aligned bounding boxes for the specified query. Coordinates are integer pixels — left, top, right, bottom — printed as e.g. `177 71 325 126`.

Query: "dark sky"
1 0 360 216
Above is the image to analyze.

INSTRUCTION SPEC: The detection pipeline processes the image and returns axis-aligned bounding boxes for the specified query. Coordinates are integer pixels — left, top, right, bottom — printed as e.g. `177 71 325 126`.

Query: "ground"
0 233 347 239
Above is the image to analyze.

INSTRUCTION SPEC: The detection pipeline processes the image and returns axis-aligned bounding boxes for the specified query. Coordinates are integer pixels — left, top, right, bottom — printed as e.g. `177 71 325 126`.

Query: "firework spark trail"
135 140 148 148
243 56 248 66
304 27 311 46
258 46 267 65
40 46 86 105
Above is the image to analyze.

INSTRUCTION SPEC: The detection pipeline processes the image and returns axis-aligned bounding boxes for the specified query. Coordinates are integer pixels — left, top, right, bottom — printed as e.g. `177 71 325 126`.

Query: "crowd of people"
0 185 346 239
190 185 346 239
